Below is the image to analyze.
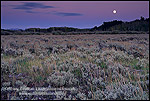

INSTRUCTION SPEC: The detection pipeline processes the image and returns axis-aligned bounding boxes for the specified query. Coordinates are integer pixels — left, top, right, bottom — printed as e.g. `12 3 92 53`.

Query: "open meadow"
1 34 149 100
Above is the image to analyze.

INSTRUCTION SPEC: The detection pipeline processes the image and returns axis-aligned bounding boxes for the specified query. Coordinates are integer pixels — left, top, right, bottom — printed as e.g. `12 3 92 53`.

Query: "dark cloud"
25 11 39 13
54 12 83 16
11 3 82 16
12 2 55 10
13 6 33 10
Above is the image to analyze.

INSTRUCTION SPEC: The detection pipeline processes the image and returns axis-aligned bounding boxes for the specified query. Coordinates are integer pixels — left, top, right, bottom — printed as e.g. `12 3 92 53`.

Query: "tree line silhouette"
1 16 149 35
91 16 149 31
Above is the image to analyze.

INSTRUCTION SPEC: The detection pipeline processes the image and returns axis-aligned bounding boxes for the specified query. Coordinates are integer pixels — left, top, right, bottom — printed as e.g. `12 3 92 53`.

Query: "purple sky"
1 1 149 29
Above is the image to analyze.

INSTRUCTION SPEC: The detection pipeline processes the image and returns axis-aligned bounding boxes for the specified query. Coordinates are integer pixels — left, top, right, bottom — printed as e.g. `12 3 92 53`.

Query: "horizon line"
1 17 149 30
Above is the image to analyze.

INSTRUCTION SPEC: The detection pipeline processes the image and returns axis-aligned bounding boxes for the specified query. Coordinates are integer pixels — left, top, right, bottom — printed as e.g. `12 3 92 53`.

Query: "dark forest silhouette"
1 16 149 35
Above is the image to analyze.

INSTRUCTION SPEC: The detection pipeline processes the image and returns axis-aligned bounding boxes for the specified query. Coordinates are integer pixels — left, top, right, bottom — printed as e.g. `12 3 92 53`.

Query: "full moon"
113 10 117 14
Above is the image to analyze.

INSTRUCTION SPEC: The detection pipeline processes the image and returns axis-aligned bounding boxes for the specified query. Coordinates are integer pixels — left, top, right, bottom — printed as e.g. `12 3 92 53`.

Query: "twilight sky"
1 1 149 29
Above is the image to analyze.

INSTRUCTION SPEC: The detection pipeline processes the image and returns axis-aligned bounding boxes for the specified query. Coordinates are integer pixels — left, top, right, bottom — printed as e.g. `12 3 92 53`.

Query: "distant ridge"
1 16 149 35
91 16 149 32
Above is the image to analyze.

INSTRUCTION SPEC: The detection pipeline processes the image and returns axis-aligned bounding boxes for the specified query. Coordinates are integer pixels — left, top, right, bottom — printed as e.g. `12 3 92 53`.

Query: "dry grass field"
1 34 149 100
